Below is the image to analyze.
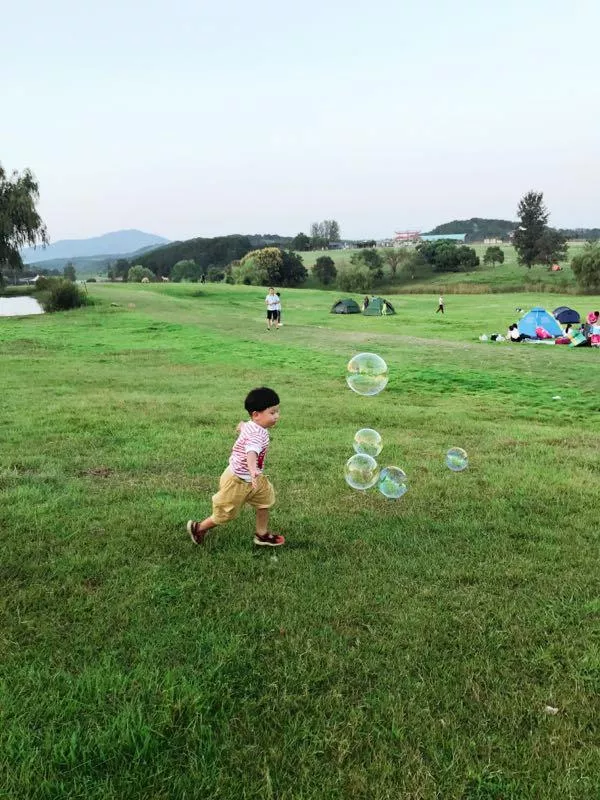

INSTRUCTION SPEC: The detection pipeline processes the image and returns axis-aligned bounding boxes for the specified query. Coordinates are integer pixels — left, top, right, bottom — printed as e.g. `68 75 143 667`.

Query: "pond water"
0 297 44 317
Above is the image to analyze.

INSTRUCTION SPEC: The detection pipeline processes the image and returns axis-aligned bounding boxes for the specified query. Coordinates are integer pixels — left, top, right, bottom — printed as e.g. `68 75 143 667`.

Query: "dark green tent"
331 298 361 314
363 296 395 316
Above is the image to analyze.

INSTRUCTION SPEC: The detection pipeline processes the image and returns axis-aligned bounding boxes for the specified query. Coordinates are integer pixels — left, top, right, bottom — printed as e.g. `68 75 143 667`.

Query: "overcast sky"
3 0 599 242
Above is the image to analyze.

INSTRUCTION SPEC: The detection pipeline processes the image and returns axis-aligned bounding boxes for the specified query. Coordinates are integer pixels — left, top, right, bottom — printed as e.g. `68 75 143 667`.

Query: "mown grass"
1 283 599 799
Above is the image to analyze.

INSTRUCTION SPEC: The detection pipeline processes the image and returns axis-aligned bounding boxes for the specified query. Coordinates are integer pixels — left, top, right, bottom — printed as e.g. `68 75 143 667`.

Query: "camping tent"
363 296 396 316
518 307 563 338
330 298 361 314
553 306 580 324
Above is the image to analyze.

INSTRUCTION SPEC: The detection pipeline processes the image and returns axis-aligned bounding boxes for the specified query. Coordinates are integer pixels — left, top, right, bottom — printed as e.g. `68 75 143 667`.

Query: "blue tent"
518 307 563 338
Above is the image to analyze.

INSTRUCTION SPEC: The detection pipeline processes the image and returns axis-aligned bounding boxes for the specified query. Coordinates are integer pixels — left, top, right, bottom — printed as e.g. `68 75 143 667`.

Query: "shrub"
336 263 373 293
312 256 337 285
43 280 88 312
127 265 155 282
571 242 600 291
207 266 225 282
236 247 307 287
171 259 203 282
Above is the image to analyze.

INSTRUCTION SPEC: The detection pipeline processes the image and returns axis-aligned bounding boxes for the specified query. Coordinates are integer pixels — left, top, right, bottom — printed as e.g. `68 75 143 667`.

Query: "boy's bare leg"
255 507 269 536
187 515 217 544
196 516 217 533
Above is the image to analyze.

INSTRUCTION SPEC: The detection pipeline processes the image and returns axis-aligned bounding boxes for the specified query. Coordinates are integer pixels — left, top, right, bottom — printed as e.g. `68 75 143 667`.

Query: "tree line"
2 164 600 292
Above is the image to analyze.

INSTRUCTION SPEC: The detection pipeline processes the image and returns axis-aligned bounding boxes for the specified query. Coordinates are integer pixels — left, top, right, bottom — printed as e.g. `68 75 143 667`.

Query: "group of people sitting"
506 310 600 346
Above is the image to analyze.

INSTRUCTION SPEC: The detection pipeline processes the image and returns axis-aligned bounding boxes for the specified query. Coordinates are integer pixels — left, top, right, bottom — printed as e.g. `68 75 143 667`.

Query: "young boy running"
187 387 285 547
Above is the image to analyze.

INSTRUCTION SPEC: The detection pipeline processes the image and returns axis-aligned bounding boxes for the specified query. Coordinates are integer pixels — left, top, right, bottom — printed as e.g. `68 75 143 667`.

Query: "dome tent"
363 296 396 316
518 307 563 338
330 298 361 314
553 306 580 324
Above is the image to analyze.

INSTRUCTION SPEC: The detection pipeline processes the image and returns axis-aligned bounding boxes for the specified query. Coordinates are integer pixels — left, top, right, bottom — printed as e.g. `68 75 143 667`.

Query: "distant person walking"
275 292 282 327
435 295 444 314
265 287 279 330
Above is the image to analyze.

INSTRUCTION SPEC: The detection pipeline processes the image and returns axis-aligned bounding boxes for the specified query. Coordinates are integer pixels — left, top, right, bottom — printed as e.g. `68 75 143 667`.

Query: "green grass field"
1 283 599 799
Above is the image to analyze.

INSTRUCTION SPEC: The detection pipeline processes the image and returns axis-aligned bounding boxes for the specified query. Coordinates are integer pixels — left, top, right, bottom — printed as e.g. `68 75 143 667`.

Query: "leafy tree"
291 232 311 251
234 247 307 287
127 265 155 282
0 164 48 283
383 248 409 278
483 246 505 267
279 250 307 287
402 251 432 280
108 258 130 281
312 255 337 285
513 191 549 268
207 266 225 282
350 248 384 279
171 259 202 282
63 262 76 282
456 246 480 270
416 240 479 273
337 263 373 293
232 258 269 286
310 222 327 250
536 228 568 268
324 220 340 243
571 242 600 291
310 220 341 249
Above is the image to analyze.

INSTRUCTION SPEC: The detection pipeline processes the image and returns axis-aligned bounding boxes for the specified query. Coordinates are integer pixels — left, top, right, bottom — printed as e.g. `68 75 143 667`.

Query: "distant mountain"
425 218 517 242
22 229 169 264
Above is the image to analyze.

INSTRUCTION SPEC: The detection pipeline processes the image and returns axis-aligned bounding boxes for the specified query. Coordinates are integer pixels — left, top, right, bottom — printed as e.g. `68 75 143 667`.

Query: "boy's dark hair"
245 387 280 415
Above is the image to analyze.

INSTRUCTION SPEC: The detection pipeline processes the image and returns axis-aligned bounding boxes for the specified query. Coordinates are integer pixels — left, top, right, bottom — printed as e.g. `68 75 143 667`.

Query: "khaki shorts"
211 468 275 525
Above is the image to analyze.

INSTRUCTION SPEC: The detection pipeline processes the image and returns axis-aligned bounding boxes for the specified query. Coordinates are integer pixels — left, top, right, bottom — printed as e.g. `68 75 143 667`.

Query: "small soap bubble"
446 447 468 472
353 428 383 457
346 353 388 396
377 467 408 499
344 454 379 490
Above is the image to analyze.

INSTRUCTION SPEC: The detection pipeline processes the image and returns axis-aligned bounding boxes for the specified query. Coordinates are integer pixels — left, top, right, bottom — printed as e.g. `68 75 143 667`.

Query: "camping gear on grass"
362 296 396 316
569 332 588 347
518 307 563 339
331 298 361 314
553 306 580 324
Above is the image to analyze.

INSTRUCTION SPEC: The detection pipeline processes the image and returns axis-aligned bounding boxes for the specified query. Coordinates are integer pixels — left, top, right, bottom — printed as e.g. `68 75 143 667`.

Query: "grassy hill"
299 244 586 294
1 283 599 799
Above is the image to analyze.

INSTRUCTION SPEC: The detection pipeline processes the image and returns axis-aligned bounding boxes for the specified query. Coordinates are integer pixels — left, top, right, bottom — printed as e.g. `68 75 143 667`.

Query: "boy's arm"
246 450 259 489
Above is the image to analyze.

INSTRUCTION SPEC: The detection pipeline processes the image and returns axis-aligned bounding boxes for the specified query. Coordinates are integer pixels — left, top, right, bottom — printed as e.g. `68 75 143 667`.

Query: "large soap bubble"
446 447 468 472
344 454 379 490
377 466 408 499
353 428 383 458
346 352 388 396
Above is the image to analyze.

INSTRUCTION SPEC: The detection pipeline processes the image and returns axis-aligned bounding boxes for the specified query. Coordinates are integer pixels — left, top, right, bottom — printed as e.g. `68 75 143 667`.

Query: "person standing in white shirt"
435 295 444 314
265 287 279 330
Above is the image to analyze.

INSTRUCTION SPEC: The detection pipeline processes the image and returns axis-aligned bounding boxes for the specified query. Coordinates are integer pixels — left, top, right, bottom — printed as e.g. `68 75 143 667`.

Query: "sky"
3 0 599 242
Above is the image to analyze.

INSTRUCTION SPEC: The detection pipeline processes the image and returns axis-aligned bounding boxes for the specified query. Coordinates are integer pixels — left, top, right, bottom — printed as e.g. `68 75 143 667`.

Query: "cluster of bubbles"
344 353 468 498
345 436 409 499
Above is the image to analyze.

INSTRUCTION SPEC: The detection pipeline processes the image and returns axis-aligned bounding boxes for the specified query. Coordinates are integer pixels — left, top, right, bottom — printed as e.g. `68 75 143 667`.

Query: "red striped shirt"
229 421 269 481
